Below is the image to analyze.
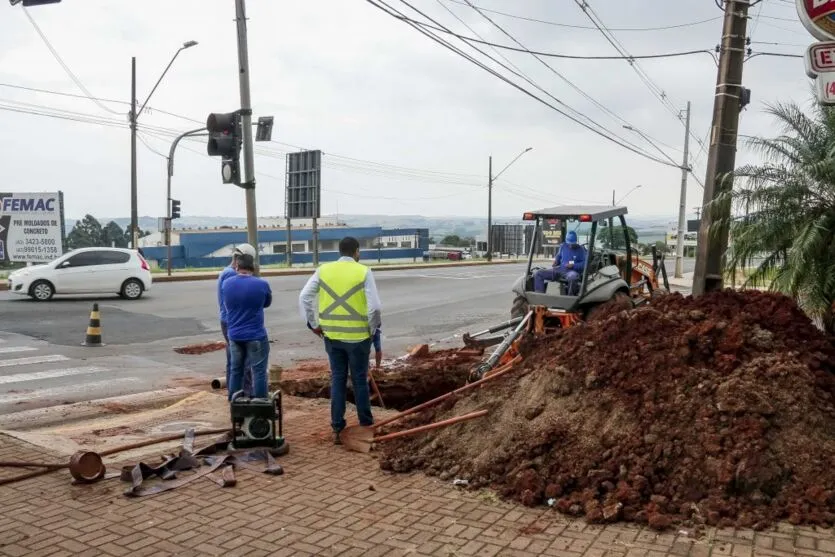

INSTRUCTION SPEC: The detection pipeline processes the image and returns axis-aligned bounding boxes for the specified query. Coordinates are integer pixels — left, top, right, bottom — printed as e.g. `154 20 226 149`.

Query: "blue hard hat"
566 231 578 244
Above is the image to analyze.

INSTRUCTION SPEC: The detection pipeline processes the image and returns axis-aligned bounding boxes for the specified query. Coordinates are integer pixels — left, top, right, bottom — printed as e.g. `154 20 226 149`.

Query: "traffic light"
206 111 241 185
170 199 181 220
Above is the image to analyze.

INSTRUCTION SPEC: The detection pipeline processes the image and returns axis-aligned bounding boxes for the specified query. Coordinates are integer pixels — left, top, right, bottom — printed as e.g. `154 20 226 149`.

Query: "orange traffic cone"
82 303 104 346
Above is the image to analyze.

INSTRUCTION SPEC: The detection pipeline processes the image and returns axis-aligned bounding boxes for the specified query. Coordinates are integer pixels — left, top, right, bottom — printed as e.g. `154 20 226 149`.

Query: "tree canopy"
716 100 835 332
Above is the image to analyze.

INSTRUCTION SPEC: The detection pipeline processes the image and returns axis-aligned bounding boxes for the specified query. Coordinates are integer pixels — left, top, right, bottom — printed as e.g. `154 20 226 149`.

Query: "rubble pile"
379 290 835 529
279 347 483 410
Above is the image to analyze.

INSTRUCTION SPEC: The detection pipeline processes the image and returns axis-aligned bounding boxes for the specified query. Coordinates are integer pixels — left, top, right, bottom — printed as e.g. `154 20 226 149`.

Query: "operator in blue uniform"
534 230 586 295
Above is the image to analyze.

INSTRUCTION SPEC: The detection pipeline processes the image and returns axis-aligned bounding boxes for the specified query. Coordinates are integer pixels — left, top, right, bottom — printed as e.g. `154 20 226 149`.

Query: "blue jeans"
228 337 269 400
534 267 580 295
222 321 251 396
324 337 373 433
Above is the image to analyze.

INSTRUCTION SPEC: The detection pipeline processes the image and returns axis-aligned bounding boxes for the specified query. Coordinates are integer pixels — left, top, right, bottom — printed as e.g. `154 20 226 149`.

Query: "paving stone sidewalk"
1 401 834 557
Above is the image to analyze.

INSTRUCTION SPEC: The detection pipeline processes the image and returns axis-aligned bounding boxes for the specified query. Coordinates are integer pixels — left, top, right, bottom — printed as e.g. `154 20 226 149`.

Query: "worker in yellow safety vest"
299 236 382 444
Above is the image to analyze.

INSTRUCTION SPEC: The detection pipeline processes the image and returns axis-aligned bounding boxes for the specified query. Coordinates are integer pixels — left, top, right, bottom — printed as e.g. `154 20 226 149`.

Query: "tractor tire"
584 291 632 321
511 295 529 319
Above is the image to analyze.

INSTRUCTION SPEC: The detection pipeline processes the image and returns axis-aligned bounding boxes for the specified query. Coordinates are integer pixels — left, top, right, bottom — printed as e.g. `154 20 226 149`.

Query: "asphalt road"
0 258 695 416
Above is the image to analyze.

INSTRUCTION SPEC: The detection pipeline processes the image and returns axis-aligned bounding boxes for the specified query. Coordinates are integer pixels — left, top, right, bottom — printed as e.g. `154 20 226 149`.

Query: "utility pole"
486 156 493 262
675 101 691 279
235 0 259 267
130 57 138 249
692 0 749 296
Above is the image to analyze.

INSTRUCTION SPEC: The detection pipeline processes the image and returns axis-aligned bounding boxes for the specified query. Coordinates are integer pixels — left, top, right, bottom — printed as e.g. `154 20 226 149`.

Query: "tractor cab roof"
522 205 628 222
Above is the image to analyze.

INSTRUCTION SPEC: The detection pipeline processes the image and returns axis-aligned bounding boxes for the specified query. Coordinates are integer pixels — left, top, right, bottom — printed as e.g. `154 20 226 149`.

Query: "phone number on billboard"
16 246 60 255
23 238 57 246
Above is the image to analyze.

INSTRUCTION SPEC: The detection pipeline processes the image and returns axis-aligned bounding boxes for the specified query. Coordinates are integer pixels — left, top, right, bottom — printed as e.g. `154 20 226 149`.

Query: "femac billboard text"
0 192 65 263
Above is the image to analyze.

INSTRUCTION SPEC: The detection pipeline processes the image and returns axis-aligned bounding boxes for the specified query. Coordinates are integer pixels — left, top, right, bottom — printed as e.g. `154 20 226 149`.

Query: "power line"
404 17 714 60
573 0 707 154
458 0 683 160
370 0 679 168
20 7 122 116
443 0 723 32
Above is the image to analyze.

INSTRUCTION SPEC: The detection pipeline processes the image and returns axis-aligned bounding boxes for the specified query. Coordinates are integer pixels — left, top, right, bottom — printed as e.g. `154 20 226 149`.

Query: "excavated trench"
277 348 485 411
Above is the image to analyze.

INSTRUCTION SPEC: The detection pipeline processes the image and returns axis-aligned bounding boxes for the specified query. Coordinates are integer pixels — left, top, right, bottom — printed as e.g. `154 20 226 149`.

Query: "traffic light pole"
166 127 207 276
234 0 259 269
130 57 138 250
692 0 749 295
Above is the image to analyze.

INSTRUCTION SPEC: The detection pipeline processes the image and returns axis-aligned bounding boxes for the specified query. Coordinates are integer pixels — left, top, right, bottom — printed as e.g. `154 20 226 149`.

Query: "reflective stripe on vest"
318 261 370 341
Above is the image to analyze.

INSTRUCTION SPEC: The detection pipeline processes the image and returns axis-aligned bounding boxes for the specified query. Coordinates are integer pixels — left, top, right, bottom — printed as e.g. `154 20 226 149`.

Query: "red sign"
798 0 835 40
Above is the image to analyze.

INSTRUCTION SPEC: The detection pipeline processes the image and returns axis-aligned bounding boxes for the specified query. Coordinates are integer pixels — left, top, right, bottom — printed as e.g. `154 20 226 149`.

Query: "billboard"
286 150 321 219
541 219 563 246
0 192 65 263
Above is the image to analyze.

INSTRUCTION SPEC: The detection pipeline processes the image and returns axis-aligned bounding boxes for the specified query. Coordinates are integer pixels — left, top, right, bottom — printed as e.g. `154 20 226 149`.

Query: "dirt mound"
379 290 835 530
279 348 483 410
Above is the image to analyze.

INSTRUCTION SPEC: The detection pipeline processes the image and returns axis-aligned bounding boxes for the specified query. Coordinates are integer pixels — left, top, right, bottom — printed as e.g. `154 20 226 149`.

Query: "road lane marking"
0 377 143 403
0 366 109 385
0 346 38 355
0 354 70 368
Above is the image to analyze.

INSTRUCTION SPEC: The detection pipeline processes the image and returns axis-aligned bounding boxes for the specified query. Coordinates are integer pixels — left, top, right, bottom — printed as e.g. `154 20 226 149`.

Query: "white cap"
233 243 257 257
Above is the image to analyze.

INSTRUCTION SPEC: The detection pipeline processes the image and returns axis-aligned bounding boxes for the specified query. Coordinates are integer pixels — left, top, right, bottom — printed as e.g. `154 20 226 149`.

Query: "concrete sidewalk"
1 393 833 557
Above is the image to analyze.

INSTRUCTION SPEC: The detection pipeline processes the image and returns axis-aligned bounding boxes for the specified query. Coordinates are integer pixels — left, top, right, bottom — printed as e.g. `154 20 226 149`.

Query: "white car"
7 248 153 301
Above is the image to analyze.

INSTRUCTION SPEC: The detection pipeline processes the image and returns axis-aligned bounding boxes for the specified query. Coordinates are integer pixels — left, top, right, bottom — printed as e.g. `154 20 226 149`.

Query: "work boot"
333 432 342 445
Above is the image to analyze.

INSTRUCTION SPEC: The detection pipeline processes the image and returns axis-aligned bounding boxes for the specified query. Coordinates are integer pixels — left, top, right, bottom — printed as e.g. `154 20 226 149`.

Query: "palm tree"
713 100 835 333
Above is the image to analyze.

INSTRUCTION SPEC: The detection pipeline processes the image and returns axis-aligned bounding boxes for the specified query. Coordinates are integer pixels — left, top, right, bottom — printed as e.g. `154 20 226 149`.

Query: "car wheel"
30 280 54 301
121 278 144 300
511 295 529 319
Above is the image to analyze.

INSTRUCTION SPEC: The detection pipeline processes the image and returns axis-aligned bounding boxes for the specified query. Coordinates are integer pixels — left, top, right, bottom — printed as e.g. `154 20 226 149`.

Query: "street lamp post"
130 41 198 249
487 147 532 262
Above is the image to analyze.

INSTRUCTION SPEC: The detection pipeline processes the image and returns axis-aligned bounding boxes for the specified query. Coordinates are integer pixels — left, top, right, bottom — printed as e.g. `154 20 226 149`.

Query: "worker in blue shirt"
218 243 257 394
534 231 586 295
222 253 272 399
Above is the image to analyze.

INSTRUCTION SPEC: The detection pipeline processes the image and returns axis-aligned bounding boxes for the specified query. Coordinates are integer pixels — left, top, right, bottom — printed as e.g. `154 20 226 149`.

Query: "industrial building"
138 219 428 269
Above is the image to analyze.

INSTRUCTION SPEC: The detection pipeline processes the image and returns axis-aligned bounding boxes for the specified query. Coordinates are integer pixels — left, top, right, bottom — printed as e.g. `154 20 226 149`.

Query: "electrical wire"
573 0 707 154
442 0 723 32
369 0 679 168
394 0 653 156
458 0 683 159
404 17 715 60
20 7 122 116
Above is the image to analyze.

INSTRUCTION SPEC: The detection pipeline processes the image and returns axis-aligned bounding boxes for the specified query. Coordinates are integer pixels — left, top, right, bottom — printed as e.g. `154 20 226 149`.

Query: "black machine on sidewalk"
229 390 285 451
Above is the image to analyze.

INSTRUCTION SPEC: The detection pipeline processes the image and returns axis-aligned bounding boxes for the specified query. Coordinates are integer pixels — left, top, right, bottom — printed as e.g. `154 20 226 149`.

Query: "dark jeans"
324 337 373 433
222 321 252 396
534 267 580 295
228 336 267 400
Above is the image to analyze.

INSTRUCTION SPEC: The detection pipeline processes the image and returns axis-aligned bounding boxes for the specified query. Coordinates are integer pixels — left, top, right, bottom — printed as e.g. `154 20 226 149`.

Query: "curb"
148 259 526 284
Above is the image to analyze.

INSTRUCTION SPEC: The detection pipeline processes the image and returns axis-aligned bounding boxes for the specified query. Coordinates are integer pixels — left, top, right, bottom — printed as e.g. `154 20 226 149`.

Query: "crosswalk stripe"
0 354 70 368
0 377 143 404
0 366 109 385
0 346 38 355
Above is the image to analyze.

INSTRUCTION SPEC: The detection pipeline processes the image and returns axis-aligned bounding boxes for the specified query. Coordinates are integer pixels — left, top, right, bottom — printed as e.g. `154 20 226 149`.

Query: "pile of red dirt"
279 347 483 410
379 290 835 530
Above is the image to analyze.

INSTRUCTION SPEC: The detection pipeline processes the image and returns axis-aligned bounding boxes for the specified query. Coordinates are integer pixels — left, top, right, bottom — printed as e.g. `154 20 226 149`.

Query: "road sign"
286 150 321 219
0 192 64 263
797 0 835 41
805 41 835 104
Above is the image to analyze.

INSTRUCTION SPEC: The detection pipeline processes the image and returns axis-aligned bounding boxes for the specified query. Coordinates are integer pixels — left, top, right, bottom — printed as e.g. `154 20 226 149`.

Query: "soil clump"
379 290 835 529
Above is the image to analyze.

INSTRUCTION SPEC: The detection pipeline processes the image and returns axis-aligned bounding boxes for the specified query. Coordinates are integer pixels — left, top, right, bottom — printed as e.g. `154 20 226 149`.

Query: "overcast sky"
0 0 815 224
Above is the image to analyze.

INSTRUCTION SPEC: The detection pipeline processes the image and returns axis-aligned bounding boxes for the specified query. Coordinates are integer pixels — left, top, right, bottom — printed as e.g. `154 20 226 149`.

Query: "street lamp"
487 147 533 262
613 184 642 206
129 40 198 249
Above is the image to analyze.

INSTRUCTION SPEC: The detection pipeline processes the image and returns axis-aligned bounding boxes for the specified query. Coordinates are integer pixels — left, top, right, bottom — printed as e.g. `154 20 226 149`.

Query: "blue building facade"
141 226 429 269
